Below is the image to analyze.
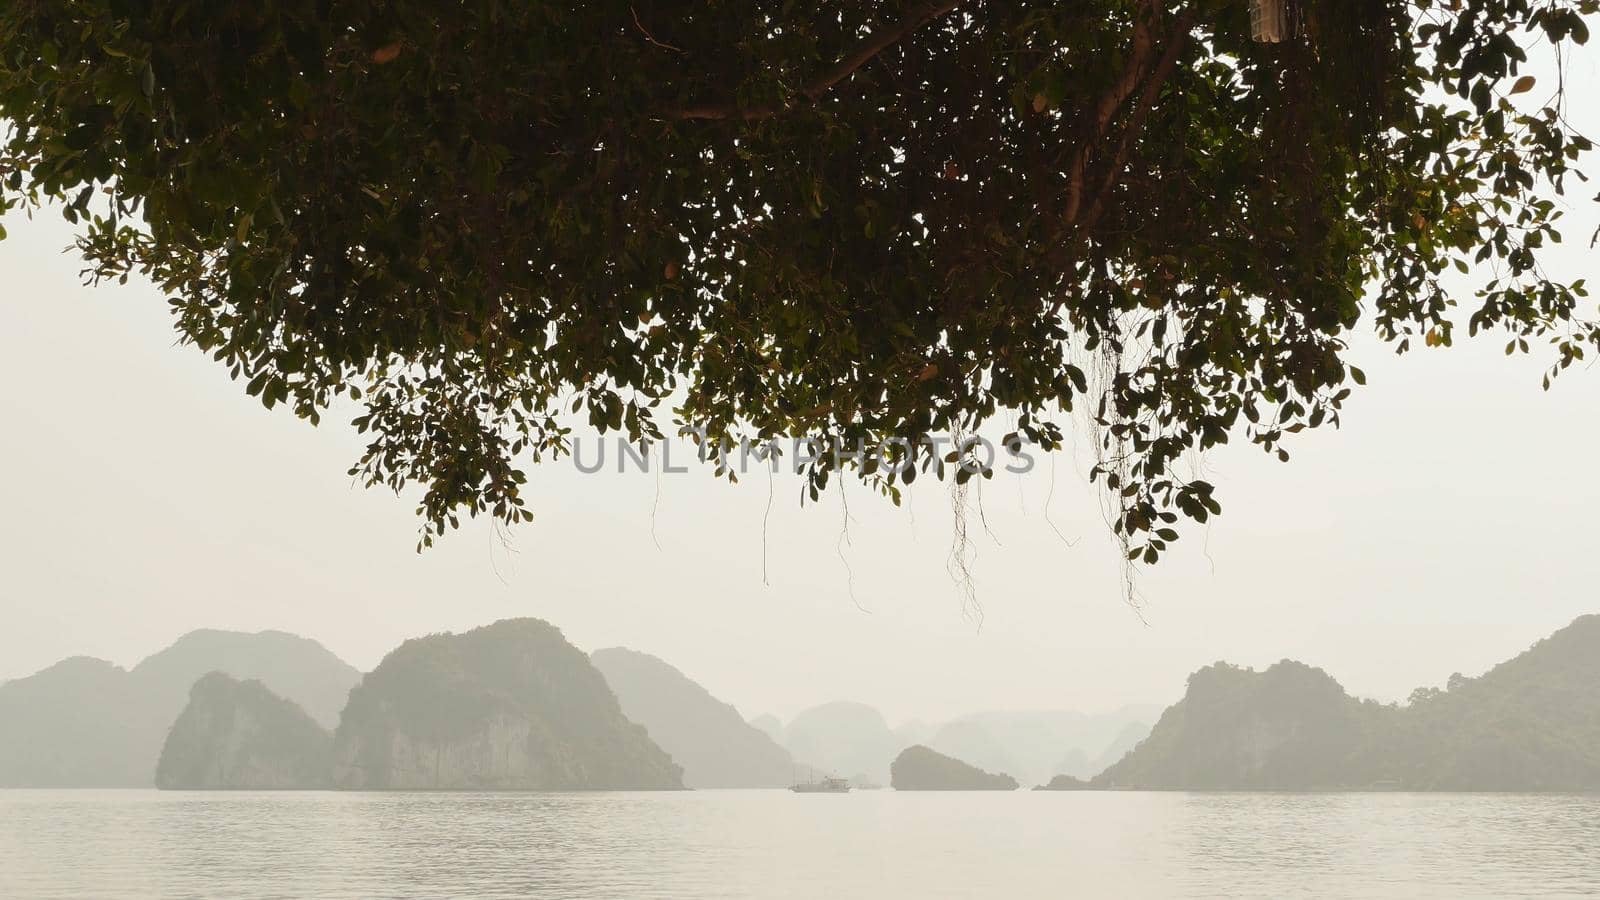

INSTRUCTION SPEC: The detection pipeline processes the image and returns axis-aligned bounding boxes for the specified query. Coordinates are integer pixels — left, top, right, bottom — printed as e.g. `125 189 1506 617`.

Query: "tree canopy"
1 0 1595 556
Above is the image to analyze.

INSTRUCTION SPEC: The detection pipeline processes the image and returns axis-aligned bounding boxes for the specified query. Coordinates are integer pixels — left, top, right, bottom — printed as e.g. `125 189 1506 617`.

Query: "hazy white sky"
4 53 1599 726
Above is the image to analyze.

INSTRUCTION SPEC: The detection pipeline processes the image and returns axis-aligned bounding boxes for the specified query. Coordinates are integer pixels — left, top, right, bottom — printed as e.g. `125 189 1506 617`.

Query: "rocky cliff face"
335 712 678 789
890 744 1018 790
156 672 333 789
333 619 682 790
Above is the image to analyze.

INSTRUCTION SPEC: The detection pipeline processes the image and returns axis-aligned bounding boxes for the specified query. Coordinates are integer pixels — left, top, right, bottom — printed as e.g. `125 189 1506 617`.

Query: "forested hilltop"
1092 616 1600 791
334 619 683 790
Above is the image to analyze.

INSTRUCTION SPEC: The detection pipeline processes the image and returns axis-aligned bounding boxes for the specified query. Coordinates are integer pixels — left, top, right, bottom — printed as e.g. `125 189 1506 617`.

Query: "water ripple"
2 791 1598 899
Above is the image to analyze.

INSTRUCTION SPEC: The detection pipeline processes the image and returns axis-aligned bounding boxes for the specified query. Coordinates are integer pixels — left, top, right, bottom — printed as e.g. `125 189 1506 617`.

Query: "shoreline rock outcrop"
890 744 1018 790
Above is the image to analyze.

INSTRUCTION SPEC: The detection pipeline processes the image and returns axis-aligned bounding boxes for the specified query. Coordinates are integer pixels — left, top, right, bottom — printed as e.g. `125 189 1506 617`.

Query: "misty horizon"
6 612 1590 728
4 618 1174 729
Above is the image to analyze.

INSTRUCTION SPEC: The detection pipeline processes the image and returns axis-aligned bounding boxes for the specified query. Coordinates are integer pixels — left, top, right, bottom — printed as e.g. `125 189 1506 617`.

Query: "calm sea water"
1 790 1597 899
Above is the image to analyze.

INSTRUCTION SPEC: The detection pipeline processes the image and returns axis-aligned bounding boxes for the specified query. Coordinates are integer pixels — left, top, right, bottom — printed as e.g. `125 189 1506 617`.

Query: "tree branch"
1049 6 1197 320
632 6 685 55
1064 2 1159 225
1081 8 1199 231
665 0 962 121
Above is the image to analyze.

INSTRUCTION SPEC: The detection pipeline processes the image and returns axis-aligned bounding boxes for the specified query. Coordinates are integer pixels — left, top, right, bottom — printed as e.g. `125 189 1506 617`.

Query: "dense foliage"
2 0 1596 555
1094 615 1600 790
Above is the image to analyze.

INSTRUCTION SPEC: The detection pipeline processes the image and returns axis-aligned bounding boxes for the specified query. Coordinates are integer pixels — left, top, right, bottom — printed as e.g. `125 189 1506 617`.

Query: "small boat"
789 775 851 793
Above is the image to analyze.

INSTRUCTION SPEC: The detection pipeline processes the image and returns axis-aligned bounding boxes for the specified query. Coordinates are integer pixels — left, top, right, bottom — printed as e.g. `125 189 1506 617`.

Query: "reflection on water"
2 790 1598 899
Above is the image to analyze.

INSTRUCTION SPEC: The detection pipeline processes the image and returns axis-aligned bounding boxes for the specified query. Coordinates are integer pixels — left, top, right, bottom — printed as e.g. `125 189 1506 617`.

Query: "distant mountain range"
8 614 1598 792
0 623 1150 791
146 620 686 790
591 648 797 788
0 630 360 787
1092 615 1600 791
921 709 1158 787
780 701 903 786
